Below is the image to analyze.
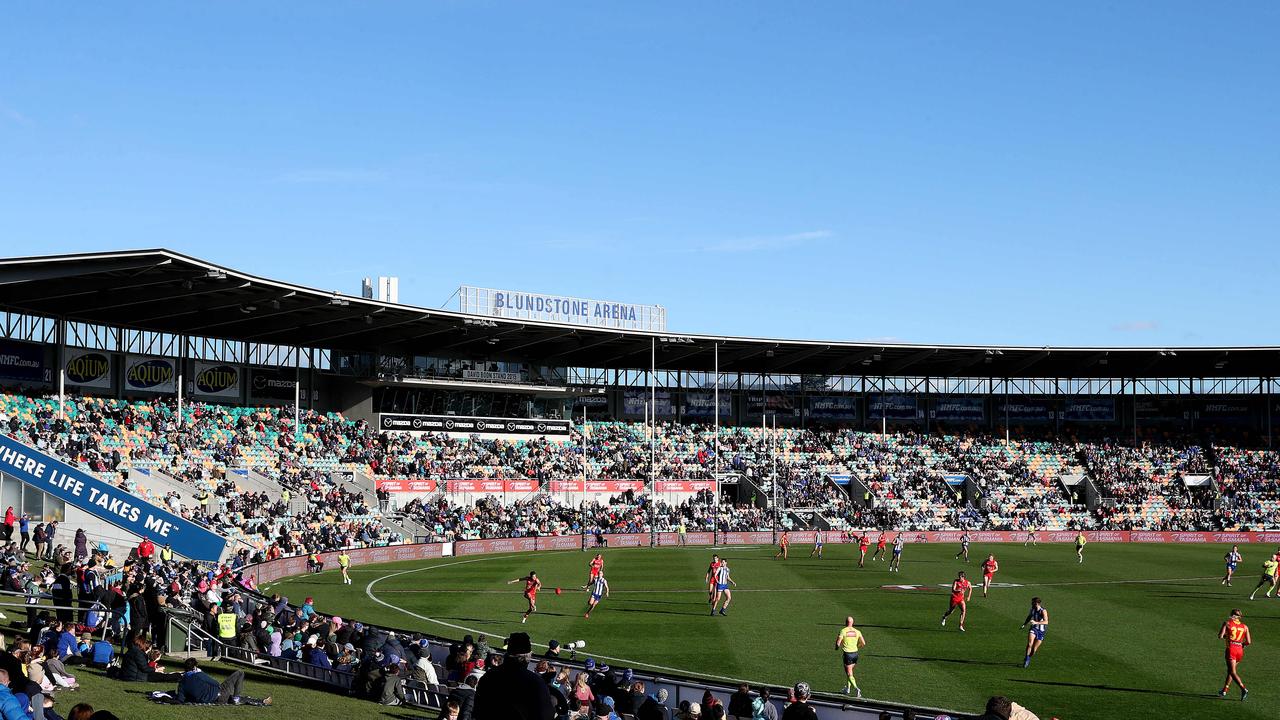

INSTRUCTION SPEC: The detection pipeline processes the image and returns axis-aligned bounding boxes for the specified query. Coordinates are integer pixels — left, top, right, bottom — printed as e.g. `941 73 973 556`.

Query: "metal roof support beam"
1002 351 1051 376
880 348 939 374
538 334 625 364
769 345 831 371
0 257 173 286
128 291 298 324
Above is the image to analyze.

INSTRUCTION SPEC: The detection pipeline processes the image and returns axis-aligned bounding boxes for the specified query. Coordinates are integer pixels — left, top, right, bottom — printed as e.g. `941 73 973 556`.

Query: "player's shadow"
612 607 701 617
879 653 1013 667
1008 679 1217 699
1152 591 1237 600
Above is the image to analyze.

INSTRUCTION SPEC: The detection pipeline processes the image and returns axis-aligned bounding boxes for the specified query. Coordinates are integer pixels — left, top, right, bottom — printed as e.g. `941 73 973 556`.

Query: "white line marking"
357 553 1217 710
373 575 1220 594
363 552 816 691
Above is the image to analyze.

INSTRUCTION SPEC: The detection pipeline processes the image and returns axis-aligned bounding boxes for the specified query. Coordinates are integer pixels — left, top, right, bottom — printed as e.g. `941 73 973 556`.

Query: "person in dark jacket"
117 637 152 682
727 683 754 719
73 529 88 561
441 673 477 720
472 632 553 720
175 658 272 705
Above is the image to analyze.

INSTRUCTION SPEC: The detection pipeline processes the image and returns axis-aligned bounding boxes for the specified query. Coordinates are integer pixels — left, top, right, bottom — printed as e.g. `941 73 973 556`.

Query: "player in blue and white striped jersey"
583 573 610 619
710 559 738 616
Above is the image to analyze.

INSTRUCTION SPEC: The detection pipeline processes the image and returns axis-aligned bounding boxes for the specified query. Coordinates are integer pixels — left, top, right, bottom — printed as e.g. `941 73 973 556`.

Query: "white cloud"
1 105 32 126
698 229 833 253
1111 320 1159 332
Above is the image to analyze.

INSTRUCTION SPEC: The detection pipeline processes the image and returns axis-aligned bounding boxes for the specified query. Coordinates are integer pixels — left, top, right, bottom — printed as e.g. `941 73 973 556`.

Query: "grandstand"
2 249 1280 719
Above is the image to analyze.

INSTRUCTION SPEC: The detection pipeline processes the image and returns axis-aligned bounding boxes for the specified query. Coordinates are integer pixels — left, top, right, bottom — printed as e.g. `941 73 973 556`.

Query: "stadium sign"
193 361 240 399
0 340 49 384
64 349 112 389
458 285 666 331
0 434 226 562
379 413 572 437
124 355 176 393
248 367 296 401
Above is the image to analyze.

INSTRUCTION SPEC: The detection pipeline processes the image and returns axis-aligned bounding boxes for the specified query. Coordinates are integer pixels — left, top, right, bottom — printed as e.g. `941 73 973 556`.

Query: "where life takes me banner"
0 435 227 562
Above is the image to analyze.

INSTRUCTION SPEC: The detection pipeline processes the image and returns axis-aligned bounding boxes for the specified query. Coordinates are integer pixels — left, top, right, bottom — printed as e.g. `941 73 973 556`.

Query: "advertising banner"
63 349 112 389
807 395 858 421
997 399 1053 422
124 355 176 393
193 361 240 399
0 340 48 384
932 397 985 422
462 369 523 383
448 479 509 494
1200 400 1254 425
623 389 675 417
379 413 572 437
655 481 715 493
867 394 919 421
0 434 226 562
682 391 732 418
248 367 297 402
1136 398 1184 423
1063 397 1116 422
374 478 439 493
586 480 645 494
746 393 799 417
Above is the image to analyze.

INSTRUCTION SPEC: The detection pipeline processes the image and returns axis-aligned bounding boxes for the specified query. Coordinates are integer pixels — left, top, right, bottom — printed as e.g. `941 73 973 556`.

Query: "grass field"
274 540 1280 720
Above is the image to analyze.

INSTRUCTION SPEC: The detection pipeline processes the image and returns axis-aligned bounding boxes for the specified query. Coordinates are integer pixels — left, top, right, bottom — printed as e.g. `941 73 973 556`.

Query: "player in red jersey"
980 554 1000 597
940 571 973 632
775 532 790 559
1218 609 1251 699
706 554 722 603
588 553 605 583
857 532 870 568
507 570 542 624
871 532 887 562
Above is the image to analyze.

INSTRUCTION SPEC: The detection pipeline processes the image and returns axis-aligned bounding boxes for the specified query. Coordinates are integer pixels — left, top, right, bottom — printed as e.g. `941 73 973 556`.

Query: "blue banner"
867 394 918 421
933 397 985 422
0 435 226 562
807 395 858 420
0 340 48 384
623 389 675 417
1063 398 1115 422
1200 400 1253 425
998 399 1053 422
943 474 968 487
682 391 731 418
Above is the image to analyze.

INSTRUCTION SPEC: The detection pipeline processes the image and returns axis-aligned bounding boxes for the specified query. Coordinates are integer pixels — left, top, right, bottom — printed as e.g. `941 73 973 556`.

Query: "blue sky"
1 3 1277 347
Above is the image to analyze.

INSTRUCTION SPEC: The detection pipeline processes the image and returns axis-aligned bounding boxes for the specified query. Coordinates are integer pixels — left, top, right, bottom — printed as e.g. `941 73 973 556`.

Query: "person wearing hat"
780 683 817 720
637 687 669 720
472 632 553 720
677 701 702 720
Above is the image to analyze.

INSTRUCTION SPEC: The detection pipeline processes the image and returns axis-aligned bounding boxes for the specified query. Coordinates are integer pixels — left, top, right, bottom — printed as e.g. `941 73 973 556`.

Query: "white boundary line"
360 551 1221 698
363 552 827 691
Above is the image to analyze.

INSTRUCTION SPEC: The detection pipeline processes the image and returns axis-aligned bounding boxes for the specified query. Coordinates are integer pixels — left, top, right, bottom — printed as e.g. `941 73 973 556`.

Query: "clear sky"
2 3 1277 347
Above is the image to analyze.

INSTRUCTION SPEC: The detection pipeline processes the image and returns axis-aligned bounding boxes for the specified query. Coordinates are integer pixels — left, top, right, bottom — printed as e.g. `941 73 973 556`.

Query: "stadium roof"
0 249 1276 379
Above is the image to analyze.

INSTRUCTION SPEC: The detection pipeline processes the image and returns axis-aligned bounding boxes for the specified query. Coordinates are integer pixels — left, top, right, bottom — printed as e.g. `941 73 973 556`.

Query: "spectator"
780 683 817 720
0 669 26 720
472 632 553 720
752 687 777 720
728 683 754 720
442 673 477 720
175 657 272 706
